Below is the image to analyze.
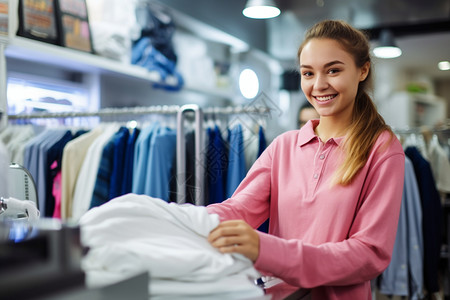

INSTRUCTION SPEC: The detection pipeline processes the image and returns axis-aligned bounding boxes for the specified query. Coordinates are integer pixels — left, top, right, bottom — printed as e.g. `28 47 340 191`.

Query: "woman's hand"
208 220 260 262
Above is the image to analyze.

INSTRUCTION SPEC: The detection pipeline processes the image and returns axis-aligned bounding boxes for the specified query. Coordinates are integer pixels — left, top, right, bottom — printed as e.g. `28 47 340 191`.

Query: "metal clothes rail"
8 104 271 206
7 105 181 119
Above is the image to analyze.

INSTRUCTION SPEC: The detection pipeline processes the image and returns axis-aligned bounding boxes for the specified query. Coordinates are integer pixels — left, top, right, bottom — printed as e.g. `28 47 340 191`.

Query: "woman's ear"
359 62 370 81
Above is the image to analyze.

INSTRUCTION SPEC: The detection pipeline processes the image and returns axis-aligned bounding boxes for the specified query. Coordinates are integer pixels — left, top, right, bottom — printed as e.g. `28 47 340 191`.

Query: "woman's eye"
328 69 340 74
302 71 313 77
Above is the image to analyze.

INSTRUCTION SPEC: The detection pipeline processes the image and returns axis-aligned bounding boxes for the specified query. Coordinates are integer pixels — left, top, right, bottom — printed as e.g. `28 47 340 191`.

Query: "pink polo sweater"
207 120 405 299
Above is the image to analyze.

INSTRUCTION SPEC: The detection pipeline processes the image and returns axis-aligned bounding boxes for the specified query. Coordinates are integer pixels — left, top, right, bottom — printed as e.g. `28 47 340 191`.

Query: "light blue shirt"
143 126 176 201
378 156 424 299
132 123 158 194
24 129 68 214
225 124 246 198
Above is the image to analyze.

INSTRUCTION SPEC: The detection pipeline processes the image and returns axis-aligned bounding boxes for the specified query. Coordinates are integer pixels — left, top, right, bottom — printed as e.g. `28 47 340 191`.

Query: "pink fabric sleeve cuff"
255 231 293 277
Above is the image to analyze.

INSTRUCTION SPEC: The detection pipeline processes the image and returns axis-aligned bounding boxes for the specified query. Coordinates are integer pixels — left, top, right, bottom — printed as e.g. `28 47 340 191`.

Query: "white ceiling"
270 0 450 81
159 0 450 81
378 32 450 80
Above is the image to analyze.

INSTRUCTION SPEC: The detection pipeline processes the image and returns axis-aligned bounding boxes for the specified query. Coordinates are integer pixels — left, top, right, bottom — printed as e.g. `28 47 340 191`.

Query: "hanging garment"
71 124 120 222
378 156 424 299
24 129 59 192
405 146 443 295
256 126 269 233
51 160 62 219
61 127 104 220
121 127 140 195
132 123 158 194
24 129 68 215
206 125 228 205
79 193 263 299
132 123 176 201
258 125 267 157
0 125 35 165
109 127 130 199
243 125 259 172
225 124 246 199
90 126 130 208
44 130 73 217
427 136 450 194
143 126 176 201
37 129 71 217
89 132 117 209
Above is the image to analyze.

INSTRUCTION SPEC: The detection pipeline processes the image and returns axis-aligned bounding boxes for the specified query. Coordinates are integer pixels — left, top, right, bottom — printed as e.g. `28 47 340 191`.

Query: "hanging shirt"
23 129 68 215
206 125 228 205
225 124 246 198
258 125 267 158
51 160 62 219
143 126 176 201
61 127 103 220
72 124 120 222
243 125 259 172
0 125 35 165
24 129 59 198
79 193 263 299
109 127 130 199
121 127 140 195
44 130 73 217
207 120 405 299
427 137 450 194
132 123 158 194
90 135 116 209
378 156 424 299
405 146 443 295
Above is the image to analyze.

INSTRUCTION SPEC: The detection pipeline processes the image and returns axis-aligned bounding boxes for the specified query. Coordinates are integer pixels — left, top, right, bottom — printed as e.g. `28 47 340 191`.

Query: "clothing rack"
7 105 181 119
7 104 270 120
7 104 271 206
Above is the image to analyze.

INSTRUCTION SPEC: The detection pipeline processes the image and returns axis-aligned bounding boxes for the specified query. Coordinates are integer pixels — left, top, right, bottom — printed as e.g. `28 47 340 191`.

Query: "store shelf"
4 36 162 81
3 36 234 100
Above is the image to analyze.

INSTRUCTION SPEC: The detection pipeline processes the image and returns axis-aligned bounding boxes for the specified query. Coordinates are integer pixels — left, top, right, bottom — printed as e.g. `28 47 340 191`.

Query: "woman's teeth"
315 95 335 101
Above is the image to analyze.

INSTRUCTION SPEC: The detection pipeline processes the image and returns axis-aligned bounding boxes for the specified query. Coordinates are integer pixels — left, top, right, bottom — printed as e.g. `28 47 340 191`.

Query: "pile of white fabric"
79 194 264 299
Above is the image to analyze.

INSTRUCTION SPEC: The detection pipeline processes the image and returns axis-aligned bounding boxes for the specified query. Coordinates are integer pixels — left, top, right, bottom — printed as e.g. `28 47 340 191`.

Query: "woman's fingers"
208 220 260 262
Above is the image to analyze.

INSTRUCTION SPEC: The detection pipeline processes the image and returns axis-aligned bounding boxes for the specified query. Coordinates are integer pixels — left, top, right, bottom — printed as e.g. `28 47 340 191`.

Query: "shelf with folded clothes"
3 36 235 100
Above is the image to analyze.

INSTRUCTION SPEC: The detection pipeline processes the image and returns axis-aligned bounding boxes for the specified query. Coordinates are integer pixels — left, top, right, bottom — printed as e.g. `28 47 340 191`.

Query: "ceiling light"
243 0 281 19
373 30 402 59
438 61 450 71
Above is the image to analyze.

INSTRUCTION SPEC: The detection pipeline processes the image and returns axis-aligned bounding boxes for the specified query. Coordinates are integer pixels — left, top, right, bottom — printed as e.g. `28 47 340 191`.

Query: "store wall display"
17 0 60 45
56 0 92 53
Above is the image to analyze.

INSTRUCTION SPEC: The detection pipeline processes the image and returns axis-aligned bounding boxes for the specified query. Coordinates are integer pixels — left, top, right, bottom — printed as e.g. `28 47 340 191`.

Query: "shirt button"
313 174 319 179
319 154 325 160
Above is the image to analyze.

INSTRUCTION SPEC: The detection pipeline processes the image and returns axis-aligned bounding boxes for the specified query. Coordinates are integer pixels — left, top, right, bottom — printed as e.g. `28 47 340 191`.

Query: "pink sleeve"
254 153 405 288
206 140 273 228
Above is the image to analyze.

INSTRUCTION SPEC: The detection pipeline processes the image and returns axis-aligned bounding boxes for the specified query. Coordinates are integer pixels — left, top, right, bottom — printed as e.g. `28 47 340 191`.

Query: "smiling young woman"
207 20 405 299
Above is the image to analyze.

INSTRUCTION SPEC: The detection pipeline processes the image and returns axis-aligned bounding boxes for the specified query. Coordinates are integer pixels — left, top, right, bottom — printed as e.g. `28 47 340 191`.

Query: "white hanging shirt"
79 194 263 299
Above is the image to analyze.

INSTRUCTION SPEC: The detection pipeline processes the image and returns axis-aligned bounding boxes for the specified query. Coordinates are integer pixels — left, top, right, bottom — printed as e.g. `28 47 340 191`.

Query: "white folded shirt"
79 194 263 299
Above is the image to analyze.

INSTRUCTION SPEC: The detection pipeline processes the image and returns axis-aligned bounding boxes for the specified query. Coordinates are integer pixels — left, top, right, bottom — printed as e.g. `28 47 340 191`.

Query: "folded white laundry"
79 194 263 299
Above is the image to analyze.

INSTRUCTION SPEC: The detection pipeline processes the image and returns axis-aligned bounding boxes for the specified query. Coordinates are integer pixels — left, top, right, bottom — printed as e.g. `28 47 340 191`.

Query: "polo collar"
297 119 345 147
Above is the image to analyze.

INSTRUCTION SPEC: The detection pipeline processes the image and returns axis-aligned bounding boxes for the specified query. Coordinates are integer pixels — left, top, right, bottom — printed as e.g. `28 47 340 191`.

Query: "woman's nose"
313 74 328 90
